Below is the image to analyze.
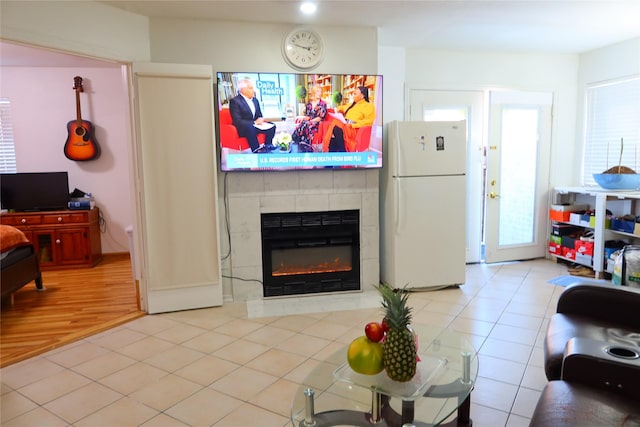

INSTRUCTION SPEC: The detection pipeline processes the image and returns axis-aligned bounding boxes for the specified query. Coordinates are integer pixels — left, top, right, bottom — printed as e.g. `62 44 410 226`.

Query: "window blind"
583 76 640 185
0 98 17 173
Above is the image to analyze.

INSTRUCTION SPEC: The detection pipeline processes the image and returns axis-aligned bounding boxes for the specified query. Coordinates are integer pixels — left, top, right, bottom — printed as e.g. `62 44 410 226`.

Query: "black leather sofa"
544 282 640 381
530 282 640 426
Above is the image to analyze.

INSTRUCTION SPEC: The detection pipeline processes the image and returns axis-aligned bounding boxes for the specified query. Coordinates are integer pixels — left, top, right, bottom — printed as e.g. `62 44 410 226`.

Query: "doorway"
409 90 484 263
0 41 139 302
409 89 553 264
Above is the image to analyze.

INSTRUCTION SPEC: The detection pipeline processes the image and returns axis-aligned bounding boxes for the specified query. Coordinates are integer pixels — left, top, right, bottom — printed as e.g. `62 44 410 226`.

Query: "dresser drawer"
42 212 88 224
0 214 43 226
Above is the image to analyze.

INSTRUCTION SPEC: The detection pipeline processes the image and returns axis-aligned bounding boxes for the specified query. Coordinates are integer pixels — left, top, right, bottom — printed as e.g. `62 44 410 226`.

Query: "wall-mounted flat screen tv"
216 72 382 172
1 172 70 212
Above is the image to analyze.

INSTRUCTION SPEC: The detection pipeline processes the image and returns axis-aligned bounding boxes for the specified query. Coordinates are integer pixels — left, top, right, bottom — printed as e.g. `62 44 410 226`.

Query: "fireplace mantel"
220 169 380 302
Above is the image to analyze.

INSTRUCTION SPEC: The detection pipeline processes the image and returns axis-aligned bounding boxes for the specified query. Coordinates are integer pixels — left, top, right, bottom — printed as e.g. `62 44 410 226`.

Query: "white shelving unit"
552 187 640 278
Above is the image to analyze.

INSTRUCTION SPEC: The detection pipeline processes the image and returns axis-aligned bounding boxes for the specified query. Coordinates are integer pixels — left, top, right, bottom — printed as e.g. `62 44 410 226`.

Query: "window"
583 76 640 185
0 98 17 173
498 106 539 246
218 73 296 119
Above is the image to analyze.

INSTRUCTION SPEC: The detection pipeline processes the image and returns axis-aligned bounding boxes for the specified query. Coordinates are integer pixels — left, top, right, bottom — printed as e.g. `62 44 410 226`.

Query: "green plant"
295 85 307 102
332 91 343 106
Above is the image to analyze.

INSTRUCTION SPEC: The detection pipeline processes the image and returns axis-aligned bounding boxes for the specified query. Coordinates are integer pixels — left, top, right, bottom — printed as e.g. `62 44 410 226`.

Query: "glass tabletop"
291 325 478 427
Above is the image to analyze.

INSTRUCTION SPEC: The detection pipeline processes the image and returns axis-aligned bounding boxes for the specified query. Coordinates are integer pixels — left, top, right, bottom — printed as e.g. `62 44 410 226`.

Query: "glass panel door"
484 91 553 263
498 107 538 246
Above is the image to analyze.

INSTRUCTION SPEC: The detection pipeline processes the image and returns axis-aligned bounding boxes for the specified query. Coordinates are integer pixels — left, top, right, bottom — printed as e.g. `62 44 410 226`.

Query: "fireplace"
261 210 360 297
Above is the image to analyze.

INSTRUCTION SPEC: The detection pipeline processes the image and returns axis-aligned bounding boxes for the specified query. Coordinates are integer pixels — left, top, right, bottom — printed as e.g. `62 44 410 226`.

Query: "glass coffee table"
291 325 478 427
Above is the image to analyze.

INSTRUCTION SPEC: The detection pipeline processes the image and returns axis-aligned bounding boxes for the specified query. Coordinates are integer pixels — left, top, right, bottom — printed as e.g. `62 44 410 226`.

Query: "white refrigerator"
380 120 467 289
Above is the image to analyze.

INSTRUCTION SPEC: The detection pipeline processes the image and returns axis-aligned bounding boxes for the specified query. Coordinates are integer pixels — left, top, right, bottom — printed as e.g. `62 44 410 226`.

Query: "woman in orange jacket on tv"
322 86 375 152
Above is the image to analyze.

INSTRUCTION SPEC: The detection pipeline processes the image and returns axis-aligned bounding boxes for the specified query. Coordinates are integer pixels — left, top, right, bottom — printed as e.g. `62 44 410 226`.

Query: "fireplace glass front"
261 210 360 297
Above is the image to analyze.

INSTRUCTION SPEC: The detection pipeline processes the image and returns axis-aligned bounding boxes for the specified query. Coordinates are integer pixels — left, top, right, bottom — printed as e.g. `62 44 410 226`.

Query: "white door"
409 90 484 263
131 63 223 314
484 91 553 263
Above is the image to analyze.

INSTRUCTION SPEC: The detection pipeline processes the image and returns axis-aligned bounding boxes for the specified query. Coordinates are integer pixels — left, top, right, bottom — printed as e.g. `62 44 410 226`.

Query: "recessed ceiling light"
300 2 317 15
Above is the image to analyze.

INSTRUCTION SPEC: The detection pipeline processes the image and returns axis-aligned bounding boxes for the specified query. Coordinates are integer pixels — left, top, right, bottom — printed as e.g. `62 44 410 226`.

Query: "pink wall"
0 66 133 253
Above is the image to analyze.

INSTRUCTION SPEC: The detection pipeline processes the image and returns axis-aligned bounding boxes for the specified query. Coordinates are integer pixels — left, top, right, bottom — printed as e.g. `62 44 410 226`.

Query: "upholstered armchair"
544 282 640 381
531 282 640 426
311 109 373 152
530 379 640 427
218 108 264 151
533 335 640 426
350 125 372 152
313 123 373 152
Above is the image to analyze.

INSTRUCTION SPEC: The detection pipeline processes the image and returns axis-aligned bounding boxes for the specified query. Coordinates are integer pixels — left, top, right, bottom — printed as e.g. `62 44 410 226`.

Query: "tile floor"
1 258 570 426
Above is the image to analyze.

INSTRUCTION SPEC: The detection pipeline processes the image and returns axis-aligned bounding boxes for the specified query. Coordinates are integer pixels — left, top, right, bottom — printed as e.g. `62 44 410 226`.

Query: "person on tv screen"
323 86 375 152
291 84 327 152
229 77 276 153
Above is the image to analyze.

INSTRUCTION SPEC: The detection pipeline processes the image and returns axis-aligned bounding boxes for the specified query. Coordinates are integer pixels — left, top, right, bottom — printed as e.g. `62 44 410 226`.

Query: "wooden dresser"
1 208 102 270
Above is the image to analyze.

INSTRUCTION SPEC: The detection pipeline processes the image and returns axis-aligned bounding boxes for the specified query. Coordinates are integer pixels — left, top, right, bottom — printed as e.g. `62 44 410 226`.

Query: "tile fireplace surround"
221 169 380 302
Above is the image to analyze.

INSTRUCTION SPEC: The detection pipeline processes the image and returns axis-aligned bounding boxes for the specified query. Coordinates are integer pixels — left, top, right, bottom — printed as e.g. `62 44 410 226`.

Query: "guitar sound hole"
75 127 86 136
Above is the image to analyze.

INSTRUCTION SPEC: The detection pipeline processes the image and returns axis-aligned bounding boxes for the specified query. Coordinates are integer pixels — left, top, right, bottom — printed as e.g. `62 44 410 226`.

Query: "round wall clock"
282 28 324 70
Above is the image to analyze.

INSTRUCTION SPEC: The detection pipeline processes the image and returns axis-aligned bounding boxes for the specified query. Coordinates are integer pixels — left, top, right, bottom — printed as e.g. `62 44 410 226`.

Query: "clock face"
282 28 324 70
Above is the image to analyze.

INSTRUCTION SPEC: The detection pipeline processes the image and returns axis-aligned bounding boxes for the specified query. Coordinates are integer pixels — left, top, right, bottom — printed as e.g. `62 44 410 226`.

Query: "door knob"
488 191 500 199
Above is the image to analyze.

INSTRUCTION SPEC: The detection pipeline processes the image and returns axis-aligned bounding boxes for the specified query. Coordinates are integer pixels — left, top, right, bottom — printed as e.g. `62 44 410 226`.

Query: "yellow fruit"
347 336 384 375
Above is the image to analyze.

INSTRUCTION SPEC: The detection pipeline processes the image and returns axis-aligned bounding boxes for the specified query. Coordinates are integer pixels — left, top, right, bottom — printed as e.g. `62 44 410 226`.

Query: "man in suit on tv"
229 78 276 153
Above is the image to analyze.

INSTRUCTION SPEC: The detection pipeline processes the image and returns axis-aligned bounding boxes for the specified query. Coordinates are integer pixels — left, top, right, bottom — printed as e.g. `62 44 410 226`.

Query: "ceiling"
2 0 640 66
101 0 640 53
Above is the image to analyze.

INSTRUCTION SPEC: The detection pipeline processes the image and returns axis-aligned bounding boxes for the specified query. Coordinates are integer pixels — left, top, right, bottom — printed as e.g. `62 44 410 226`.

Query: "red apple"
381 318 390 333
364 322 385 342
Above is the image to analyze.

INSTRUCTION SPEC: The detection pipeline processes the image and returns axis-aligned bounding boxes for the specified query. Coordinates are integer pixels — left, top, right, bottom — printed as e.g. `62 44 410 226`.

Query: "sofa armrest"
530 380 640 427
556 283 640 329
562 337 640 400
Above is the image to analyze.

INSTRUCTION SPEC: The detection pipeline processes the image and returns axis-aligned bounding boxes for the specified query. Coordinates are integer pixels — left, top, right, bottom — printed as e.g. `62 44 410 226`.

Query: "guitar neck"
76 90 83 124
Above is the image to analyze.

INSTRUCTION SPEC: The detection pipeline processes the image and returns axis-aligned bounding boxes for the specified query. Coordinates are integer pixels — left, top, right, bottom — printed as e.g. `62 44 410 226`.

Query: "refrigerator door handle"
394 123 401 178
393 123 404 235
395 178 401 234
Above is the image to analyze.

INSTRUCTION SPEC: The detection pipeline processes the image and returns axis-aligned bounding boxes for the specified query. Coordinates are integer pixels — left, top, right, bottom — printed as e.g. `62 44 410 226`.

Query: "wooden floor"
1 253 145 368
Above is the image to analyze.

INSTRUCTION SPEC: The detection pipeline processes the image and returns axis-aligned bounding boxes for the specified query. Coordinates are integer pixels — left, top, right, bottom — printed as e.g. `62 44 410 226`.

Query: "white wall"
378 46 406 124
0 1 150 62
0 66 134 253
148 18 377 74
578 38 640 87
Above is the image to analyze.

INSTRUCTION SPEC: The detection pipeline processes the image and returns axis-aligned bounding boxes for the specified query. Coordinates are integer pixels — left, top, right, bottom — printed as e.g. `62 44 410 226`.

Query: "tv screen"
216 72 382 172
1 172 70 212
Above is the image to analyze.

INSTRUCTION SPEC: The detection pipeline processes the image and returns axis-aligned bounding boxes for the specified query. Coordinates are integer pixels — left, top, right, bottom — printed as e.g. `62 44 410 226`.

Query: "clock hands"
293 42 314 52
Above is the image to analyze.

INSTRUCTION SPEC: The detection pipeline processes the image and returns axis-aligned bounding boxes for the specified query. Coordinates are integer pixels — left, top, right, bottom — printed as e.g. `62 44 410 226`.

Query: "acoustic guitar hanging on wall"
64 76 100 161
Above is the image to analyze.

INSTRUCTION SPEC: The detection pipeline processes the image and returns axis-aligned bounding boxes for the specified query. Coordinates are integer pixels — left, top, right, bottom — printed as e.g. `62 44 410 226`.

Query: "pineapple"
377 283 417 382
